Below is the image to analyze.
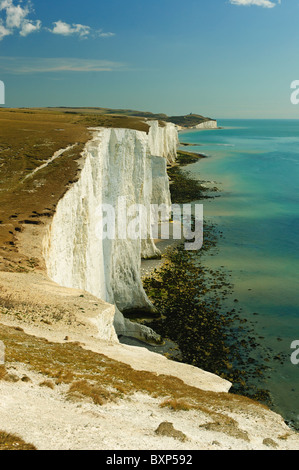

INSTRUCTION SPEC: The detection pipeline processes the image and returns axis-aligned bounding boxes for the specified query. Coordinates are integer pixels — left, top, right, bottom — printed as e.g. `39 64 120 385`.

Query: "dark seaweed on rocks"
168 151 217 204
143 153 276 406
143 240 273 405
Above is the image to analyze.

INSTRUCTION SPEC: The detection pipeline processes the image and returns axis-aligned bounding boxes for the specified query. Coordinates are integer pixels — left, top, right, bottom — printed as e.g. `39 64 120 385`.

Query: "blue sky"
0 0 298 118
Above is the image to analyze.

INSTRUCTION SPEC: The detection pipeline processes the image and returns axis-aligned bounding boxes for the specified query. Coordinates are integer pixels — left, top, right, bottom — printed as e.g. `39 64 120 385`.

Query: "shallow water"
179 119 299 427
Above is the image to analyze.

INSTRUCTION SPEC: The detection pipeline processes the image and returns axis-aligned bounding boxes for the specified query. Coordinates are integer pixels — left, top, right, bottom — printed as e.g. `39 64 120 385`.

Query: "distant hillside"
165 114 216 128
47 107 215 128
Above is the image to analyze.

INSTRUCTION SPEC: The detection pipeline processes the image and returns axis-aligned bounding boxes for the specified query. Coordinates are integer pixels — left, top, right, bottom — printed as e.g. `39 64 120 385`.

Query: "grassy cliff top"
45 107 215 128
0 108 150 271
0 106 213 271
165 114 216 127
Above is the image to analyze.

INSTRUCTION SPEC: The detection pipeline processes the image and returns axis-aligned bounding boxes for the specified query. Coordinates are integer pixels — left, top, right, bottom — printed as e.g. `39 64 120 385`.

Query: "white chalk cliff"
43 121 179 343
193 120 218 129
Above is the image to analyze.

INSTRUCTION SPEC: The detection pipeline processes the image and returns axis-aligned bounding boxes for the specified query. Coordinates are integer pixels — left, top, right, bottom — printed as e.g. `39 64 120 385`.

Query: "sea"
179 119 299 428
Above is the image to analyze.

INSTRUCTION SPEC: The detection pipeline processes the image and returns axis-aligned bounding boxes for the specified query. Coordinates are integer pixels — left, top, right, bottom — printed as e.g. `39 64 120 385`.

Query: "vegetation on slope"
0 108 150 272
0 322 272 447
0 431 36 450
45 107 214 128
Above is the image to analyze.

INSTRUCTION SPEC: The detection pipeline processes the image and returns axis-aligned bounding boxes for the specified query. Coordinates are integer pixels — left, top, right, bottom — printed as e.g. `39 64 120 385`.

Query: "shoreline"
139 133 281 410
1 119 299 449
177 123 299 430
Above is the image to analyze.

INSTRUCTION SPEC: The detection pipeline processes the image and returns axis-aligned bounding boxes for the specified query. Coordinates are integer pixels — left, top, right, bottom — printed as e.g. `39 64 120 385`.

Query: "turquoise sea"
179 120 299 427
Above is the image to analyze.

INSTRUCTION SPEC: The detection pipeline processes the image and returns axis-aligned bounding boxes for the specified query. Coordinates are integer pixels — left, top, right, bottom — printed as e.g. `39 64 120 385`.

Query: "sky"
0 0 299 118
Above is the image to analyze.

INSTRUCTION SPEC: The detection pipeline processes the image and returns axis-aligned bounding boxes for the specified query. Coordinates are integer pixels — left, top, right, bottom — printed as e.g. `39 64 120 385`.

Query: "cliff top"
0 108 89 272
44 106 215 128
0 106 209 271
0 107 154 271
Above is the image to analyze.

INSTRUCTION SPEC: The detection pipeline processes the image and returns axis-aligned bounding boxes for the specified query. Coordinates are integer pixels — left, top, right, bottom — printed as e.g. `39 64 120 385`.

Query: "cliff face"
43 121 178 342
193 120 218 129
147 120 178 164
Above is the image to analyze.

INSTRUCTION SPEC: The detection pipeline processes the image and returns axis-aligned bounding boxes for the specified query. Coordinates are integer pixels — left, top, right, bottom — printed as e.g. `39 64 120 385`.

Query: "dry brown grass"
67 380 110 405
0 431 36 450
159 398 193 411
0 364 7 379
0 323 264 410
0 109 89 272
0 322 273 442
199 418 250 442
0 108 150 272
39 380 55 390
0 286 31 312
262 437 278 448
159 397 250 441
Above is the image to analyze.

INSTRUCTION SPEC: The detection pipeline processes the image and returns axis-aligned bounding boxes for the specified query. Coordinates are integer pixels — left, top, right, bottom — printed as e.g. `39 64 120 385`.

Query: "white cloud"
0 0 115 41
0 56 126 73
97 30 115 38
19 19 41 36
0 0 41 38
1 0 30 28
50 21 91 38
0 18 11 39
229 0 278 7
49 22 115 39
